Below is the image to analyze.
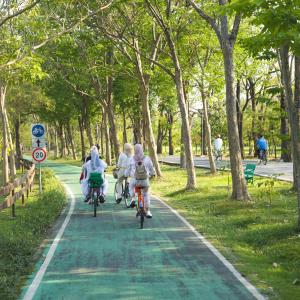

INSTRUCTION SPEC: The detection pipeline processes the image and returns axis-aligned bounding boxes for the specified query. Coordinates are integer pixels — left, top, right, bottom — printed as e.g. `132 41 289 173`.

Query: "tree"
145 0 196 189
187 0 250 199
233 0 300 226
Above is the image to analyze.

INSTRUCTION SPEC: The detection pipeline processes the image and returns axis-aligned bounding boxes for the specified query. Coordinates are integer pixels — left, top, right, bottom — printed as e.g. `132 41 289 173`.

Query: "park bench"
244 164 256 184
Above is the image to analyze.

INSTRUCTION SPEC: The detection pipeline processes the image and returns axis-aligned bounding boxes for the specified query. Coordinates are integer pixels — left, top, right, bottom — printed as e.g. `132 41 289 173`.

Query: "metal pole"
39 162 42 194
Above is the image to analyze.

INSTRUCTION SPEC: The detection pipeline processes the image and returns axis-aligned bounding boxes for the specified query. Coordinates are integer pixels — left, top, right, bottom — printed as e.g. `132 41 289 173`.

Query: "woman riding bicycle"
81 146 108 203
125 144 155 218
115 143 133 203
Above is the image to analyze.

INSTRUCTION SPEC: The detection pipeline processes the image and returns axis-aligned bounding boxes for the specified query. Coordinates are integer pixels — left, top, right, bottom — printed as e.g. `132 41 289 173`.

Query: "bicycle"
114 177 131 207
88 172 105 217
258 149 267 165
214 149 223 162
135 186 146 229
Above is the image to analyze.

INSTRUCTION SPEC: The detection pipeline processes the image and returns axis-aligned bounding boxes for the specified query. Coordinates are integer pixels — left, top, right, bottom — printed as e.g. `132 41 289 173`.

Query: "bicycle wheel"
114 181 123 202
263 154 267 165
140 211 144 229
124 183 131 208
93 191 97 217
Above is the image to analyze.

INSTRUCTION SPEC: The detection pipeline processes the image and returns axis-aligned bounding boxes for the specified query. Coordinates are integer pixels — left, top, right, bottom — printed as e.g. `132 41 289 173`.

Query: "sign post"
31 124 47 194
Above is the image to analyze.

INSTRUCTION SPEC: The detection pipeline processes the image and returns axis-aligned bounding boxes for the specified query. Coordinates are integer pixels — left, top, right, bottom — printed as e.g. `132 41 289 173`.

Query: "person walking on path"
213 134 223 158
115 143 133 203
125 144 156 218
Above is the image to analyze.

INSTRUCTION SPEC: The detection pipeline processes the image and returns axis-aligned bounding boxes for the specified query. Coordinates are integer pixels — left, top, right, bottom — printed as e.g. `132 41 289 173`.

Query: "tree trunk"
82 95 93 148
162 31 195 188
223 44 249 200
279 47 300 227
280 89 291 162
103 110 112 165
168 113 174 155
249 78 257 157
3 101 16 179
106 48 121 159
133 116 143 144
180 123 186 168
0 83 9 185
201 91 216 174
123 112 128 144
54 127 59 159
78 117 85 161
67 122 77 160
236 80 244 159
134 41 162 176
65 128 71 156
57 124 66 158
15 116 22 169
157 111 164 155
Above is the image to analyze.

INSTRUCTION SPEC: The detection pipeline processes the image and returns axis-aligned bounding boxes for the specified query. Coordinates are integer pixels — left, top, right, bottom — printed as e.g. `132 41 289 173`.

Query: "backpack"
135 159 148 180
88 172 104 188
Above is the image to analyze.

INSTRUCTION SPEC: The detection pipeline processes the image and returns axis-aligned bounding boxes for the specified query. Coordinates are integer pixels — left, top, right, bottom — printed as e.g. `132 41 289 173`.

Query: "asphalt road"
160 156 293 183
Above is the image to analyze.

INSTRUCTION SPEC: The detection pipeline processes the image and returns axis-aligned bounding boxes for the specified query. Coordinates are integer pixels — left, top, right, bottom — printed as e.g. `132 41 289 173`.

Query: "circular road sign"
32 148 47 163
32 124 45 138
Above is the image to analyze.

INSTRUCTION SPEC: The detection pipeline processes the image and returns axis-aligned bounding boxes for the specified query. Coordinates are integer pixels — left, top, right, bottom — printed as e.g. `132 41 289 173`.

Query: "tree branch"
0 0 41 28
229 14 242 44
0 1 114 69
186 0 222 42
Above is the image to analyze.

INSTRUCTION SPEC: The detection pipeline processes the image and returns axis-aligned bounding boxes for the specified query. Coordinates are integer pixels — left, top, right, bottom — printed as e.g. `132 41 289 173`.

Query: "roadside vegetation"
0 169 66 300
151 165 300 300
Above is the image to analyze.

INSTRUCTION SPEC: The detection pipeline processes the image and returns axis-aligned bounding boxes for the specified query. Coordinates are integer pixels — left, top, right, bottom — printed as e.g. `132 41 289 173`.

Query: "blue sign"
32 124 45 138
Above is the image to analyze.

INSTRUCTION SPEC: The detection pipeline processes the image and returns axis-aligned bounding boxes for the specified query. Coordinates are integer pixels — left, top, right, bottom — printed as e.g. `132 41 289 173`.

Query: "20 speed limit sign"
32 148 47 163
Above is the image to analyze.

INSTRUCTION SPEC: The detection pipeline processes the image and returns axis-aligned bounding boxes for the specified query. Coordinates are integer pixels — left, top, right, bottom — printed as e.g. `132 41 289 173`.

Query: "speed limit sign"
32 147 47 163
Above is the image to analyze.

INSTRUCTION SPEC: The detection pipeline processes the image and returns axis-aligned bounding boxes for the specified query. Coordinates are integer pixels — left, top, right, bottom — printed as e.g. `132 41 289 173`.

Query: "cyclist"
80 146 108 203
125 144 155 218
213 134 223 159
115 143 133 204
256 134 268 162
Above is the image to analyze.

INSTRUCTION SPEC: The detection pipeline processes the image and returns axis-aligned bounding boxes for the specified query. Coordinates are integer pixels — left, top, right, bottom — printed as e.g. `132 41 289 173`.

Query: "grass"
151 165 300 300
0 169 67 300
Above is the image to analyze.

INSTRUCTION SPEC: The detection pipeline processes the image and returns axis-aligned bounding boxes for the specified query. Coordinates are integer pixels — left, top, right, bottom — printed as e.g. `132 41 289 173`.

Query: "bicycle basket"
88 172 104 188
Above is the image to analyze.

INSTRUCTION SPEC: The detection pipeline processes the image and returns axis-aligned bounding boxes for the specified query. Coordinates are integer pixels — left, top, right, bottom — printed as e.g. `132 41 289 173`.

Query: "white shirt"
214 138 223 151
84 159 107 179
125 156 155 178
117 153 131 169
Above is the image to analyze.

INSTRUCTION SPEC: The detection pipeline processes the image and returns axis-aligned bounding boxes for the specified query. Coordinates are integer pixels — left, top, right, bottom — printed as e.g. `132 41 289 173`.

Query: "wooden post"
11 188 15 217
21 183 25 205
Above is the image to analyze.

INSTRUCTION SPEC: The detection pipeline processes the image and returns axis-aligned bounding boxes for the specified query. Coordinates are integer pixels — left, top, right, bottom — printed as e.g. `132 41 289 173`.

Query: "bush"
0 169 66 300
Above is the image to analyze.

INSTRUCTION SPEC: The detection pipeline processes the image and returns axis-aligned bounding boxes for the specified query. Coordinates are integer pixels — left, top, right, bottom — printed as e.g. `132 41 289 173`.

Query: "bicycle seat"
135 186 145 192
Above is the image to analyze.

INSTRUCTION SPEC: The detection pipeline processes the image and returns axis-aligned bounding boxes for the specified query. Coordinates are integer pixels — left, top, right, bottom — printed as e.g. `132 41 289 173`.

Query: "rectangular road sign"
32 137 46 149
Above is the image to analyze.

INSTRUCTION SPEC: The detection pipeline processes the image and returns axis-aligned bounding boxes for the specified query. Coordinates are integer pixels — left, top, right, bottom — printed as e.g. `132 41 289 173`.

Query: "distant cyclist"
256 135 268 164
213 134 223 160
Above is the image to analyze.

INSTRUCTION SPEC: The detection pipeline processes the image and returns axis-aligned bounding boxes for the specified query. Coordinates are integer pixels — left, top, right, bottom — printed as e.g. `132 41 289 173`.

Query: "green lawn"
151 165 300 300
0 169 67 300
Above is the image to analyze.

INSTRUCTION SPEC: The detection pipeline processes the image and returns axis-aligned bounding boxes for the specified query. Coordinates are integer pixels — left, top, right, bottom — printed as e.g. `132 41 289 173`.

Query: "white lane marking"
23 184 75 300
152 195 265 300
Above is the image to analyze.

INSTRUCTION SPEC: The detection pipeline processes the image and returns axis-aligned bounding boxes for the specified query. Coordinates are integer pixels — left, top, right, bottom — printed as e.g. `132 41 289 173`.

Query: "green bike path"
20 162 264 300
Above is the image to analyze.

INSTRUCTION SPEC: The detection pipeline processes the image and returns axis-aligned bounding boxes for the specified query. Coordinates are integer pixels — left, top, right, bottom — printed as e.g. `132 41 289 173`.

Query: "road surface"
160 155 293 183
20 162 264 300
